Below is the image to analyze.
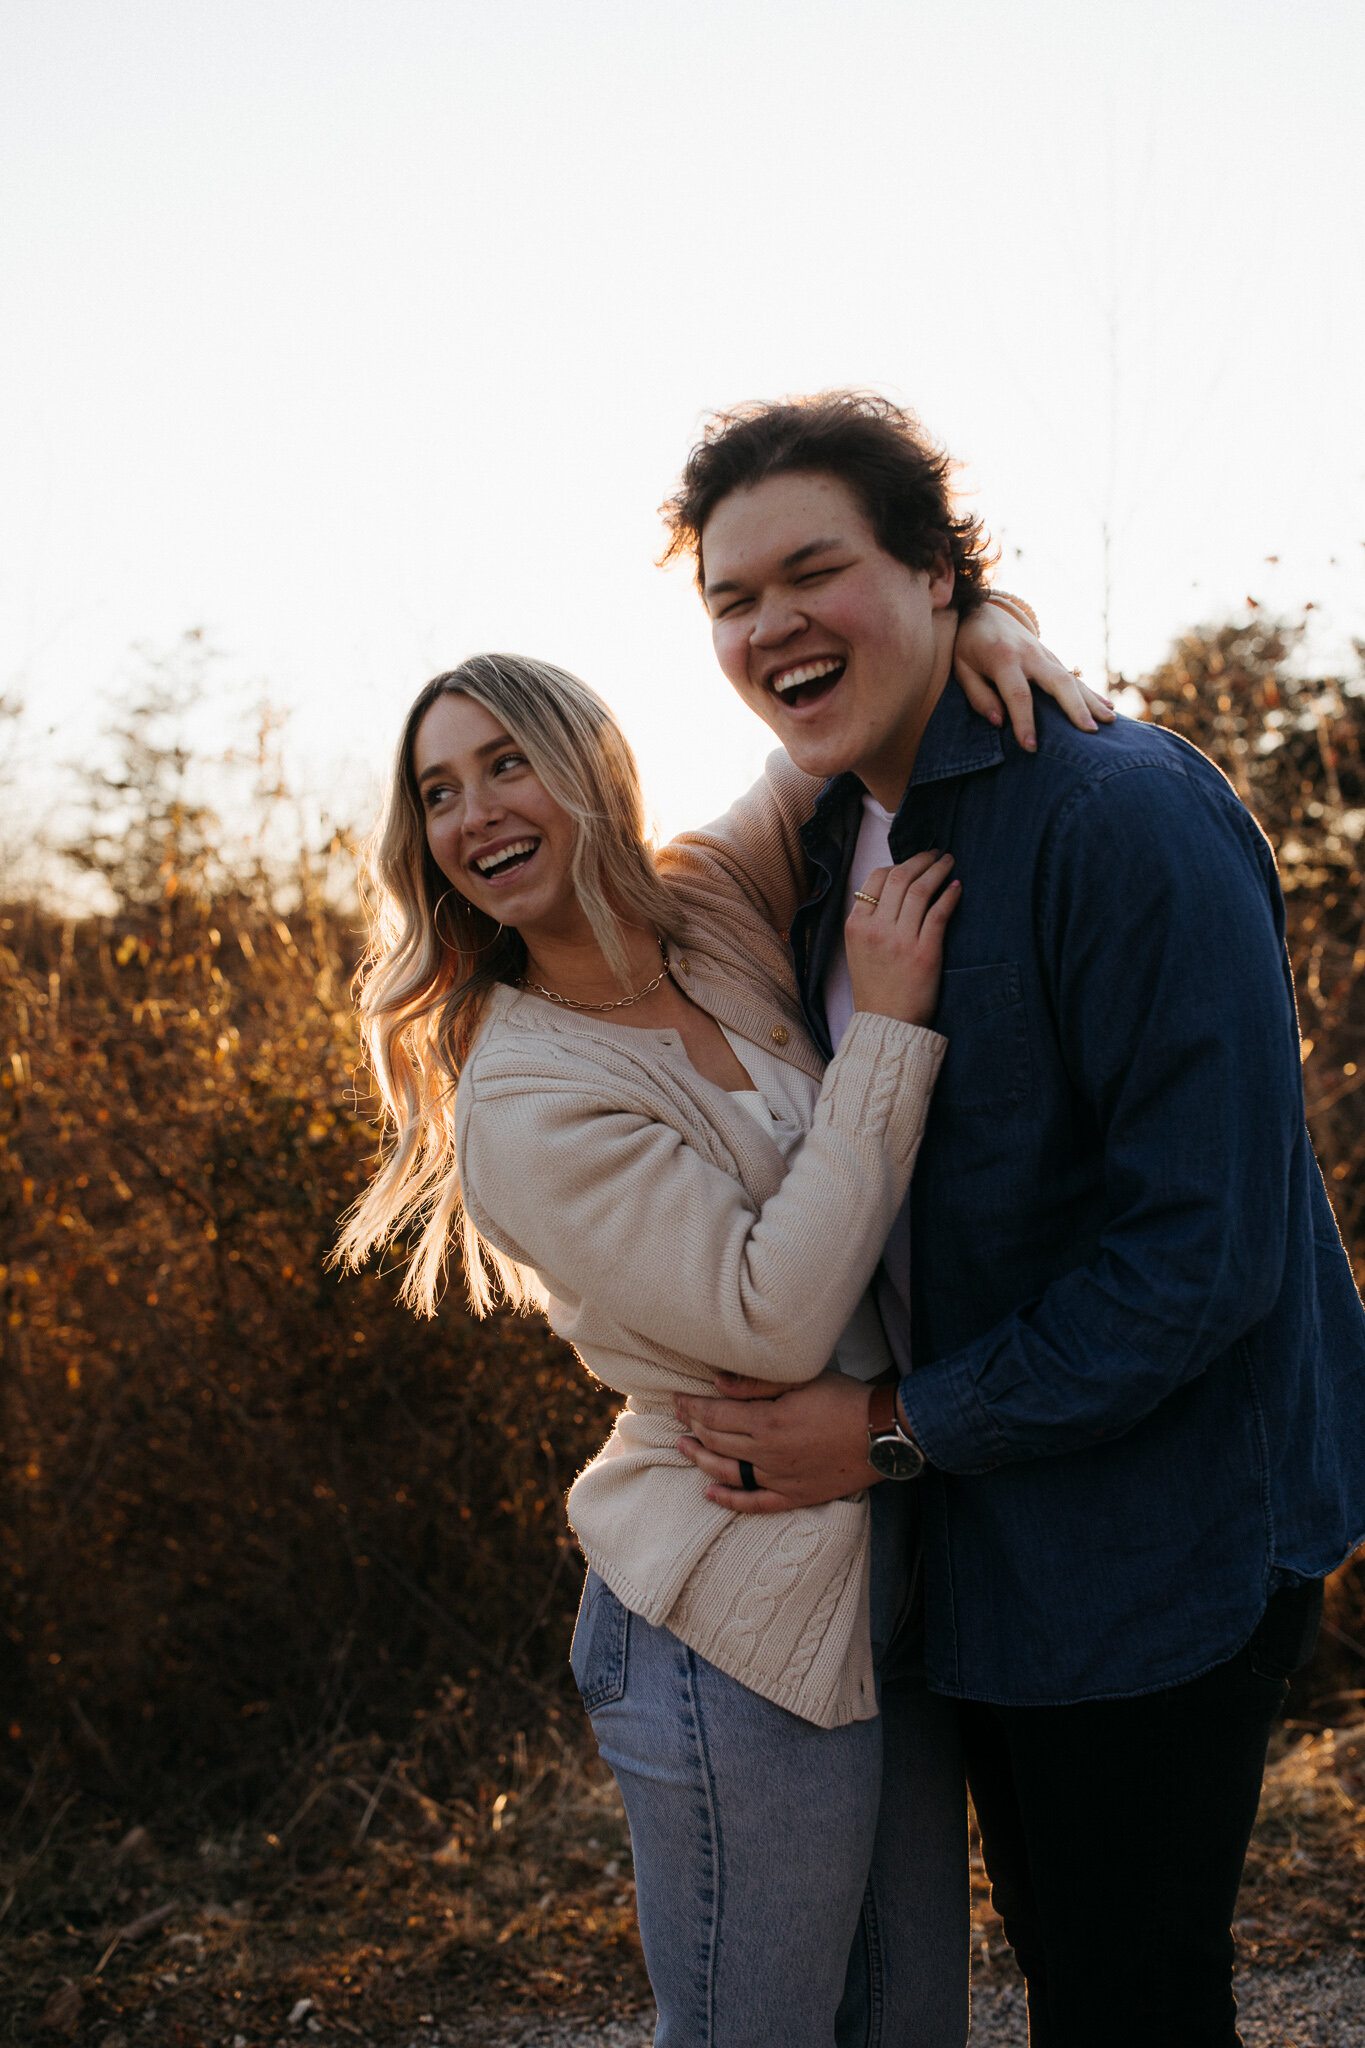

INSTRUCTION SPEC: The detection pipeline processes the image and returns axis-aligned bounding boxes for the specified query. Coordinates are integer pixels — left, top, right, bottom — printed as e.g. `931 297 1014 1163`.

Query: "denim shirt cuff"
897 1358 1011 1476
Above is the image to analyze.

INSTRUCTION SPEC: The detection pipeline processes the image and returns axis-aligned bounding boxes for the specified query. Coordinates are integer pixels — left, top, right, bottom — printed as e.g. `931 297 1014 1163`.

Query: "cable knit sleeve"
660 750 822 935
457 1010 944 1385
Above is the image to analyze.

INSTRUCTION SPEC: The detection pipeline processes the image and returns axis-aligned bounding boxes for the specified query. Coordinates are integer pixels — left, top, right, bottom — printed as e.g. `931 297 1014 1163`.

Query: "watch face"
868 1432 924 1480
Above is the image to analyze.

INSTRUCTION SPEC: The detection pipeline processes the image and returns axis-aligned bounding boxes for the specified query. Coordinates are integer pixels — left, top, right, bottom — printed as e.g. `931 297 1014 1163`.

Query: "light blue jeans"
570 1487 968 2048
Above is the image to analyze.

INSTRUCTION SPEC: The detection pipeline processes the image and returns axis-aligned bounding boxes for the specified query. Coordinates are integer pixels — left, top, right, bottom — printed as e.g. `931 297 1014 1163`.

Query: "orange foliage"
0 886 615 1819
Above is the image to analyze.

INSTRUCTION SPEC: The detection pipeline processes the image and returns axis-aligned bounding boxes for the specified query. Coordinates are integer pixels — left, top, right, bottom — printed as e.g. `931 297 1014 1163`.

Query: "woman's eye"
492 752 526 775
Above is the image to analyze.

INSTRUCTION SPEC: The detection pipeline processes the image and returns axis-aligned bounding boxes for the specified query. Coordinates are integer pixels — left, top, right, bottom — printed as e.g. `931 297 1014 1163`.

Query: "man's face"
701 470 957 809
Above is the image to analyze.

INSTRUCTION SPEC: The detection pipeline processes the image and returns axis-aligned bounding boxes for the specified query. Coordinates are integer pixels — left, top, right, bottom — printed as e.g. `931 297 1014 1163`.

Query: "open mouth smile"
471 836 541 882
767 656 847 710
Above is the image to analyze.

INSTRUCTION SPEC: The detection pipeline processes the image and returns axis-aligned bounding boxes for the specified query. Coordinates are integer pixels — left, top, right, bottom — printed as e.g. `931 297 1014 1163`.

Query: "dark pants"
958 1581 1323 2048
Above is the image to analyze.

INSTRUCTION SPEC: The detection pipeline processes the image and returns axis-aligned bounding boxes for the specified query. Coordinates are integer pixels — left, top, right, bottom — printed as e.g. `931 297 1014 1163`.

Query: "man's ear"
928 554 956 610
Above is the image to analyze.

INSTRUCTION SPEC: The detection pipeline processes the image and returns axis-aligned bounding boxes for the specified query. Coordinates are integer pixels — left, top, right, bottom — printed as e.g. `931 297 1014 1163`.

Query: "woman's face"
412 693 585 945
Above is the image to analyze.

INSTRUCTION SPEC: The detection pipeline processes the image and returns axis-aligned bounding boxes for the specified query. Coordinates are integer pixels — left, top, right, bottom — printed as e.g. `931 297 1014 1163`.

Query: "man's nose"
749 588 807 646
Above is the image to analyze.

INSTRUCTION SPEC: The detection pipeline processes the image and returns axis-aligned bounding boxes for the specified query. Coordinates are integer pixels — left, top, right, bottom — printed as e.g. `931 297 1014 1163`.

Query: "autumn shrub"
0 883 615 1831
1132 614 1365 1714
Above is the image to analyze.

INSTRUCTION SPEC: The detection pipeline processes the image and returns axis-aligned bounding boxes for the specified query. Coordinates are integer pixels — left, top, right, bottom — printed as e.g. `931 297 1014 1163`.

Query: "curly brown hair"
659 390 996 615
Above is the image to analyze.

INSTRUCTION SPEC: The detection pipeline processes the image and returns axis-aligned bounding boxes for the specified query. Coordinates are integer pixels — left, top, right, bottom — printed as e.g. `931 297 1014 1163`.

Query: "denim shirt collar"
790 684 1004 1058
904 678 1006 789
800 680 1005 866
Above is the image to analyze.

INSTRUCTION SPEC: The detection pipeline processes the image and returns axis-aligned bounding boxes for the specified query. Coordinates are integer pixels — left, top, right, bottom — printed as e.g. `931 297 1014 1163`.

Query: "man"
666 393 1365 2046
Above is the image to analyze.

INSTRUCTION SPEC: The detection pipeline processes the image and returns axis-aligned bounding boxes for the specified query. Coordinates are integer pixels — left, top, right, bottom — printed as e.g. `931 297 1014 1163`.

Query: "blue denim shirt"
792 686 1365 1704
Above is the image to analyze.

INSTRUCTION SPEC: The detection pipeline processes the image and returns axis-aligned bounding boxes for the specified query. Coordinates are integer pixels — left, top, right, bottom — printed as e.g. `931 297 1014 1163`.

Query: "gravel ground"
963 1955 1365 2046
439 1950 1365 2045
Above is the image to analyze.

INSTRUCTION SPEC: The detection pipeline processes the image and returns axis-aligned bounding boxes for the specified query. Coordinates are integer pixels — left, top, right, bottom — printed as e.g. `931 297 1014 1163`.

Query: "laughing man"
667 393 1365 2047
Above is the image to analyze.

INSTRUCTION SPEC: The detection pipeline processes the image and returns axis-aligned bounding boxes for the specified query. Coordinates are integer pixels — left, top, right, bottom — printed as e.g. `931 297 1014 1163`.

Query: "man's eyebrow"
416 732 516 788
703 537 846 600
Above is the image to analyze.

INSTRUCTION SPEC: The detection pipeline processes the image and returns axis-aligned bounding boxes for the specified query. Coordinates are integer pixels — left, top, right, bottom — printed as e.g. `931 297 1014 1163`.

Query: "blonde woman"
339 631 1100 2048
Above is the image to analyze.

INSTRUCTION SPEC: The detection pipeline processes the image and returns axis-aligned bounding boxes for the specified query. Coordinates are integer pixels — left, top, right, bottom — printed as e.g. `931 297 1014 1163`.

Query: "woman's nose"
462 780 504 832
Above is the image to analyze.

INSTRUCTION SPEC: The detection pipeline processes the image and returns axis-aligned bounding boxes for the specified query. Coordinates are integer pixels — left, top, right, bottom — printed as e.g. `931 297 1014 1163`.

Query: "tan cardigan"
455 762 943 1727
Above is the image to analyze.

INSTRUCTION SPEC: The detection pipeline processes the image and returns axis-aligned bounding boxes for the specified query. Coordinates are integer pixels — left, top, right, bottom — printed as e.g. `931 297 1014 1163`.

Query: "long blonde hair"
334 653 683 1317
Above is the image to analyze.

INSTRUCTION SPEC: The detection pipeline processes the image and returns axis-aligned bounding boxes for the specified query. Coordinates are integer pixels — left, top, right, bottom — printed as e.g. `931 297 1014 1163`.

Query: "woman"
338 626 1103 2047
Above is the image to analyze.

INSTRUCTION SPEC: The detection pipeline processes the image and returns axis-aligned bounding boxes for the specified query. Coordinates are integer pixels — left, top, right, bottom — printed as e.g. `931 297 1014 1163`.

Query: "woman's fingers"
1037 663 1096 733
953 656 1006 730
919 872 962 937
881 853 956 929
677 1434 785 1514
986 661 1038 751
1079 679 1117 722
844 852 958 1023
901 852 956 918
953 601 1117 740
1026 645 1119 729
969 651 1118 741
860 860 912 920
850 853 935 915
849 851 951 922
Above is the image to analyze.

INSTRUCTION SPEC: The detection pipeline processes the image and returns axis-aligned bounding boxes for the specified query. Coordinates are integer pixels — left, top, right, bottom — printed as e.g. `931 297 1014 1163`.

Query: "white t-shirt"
820 792 913 1349
822 793 896 1049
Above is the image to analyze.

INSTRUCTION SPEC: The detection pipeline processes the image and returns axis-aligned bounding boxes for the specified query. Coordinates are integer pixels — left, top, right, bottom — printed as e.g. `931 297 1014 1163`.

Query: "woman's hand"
956 602 1114 753
845 851 959 1025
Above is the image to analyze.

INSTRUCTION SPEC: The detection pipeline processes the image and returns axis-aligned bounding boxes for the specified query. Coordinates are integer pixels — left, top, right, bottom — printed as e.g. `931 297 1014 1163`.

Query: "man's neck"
859 657 952 813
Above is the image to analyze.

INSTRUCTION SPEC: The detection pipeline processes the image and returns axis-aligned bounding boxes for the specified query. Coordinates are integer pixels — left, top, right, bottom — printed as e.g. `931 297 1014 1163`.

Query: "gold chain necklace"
521 936 672 1013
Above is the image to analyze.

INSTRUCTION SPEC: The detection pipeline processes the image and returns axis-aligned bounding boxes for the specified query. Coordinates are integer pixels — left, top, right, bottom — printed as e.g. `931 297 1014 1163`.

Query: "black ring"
738 1459 758 1493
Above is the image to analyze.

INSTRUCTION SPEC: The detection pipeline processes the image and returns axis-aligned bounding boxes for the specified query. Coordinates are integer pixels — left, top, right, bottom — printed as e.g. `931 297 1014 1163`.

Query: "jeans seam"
682 1643 724 2048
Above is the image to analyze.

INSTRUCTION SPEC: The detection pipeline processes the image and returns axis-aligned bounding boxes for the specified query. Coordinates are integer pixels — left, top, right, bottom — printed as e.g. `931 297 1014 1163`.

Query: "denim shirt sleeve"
897 760 1306 1475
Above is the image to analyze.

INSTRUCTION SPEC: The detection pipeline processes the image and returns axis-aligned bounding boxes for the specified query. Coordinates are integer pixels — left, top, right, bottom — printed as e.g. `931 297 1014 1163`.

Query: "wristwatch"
866 1382 926 1481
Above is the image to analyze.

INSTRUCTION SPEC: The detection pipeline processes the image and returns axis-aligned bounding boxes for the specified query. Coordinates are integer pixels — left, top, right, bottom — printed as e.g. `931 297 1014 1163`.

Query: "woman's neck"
520 921 663 1009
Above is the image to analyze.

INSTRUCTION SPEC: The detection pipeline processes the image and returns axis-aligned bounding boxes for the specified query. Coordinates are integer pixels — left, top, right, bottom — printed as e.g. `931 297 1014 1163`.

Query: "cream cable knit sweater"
455 769 943 1728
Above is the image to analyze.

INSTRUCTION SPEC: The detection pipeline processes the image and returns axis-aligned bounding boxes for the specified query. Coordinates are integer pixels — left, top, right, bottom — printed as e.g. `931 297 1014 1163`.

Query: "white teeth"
474 838 538 874
771 658 844 697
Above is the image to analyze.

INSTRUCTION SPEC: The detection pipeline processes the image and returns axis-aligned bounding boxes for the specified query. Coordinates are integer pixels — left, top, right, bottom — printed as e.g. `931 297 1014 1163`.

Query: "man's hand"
674 1372 878 1513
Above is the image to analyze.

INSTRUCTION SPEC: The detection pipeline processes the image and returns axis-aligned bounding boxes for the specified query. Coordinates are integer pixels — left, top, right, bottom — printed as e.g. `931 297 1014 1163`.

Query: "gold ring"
853 889 881 907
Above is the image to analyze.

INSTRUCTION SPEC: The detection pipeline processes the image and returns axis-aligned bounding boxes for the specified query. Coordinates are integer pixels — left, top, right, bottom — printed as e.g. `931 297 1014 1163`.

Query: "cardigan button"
770 1025 789 1047
678 957 690 975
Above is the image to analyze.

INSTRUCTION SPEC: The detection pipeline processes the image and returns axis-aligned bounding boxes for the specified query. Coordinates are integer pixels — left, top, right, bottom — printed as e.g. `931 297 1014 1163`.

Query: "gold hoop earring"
433 889 503 949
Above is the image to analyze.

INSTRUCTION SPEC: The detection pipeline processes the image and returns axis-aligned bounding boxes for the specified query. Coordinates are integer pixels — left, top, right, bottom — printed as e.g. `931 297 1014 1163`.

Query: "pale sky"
2 0 1362 853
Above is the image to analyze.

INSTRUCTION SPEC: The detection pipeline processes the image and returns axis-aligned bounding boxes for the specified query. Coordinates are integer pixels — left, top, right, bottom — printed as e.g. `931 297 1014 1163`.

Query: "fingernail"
1023 734 1037 751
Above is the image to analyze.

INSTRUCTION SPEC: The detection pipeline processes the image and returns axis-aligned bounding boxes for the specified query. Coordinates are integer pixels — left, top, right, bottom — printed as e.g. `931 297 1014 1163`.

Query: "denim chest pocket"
934 963 1032 1114
570 1571 630 1712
